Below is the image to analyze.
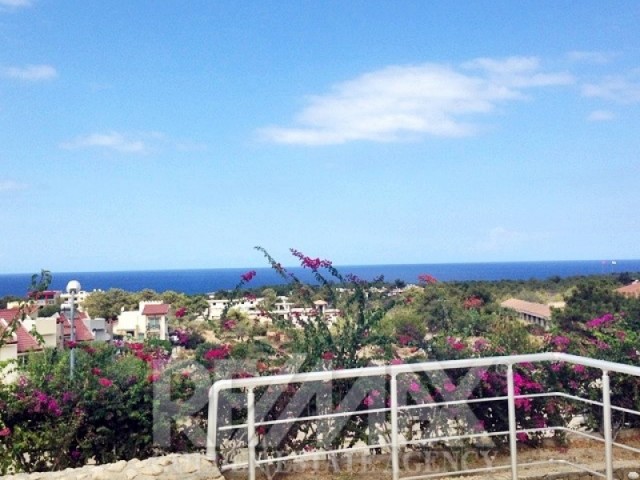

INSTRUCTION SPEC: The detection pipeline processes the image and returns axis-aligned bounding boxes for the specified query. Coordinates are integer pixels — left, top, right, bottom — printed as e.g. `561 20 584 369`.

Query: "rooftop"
142 303 170 316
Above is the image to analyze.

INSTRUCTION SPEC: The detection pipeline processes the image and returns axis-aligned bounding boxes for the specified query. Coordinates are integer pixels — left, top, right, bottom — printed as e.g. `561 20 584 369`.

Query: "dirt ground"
222 432 640 480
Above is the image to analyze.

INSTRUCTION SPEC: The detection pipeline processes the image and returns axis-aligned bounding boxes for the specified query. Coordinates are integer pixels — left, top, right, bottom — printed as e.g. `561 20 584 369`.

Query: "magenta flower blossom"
586 313 616 329
290 248 332 272
0 427 10 437
443 382 456 393
418 274 437 285
409 381 421 393
363 395 375 407
241 270 257 283
552 335 571 351
573 364 586 374
98 378 113 388
321 351 335 361
203 345 230 361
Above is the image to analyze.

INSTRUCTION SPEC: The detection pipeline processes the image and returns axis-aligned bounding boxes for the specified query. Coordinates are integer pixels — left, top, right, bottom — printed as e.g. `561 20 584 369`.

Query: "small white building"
114 301 170 341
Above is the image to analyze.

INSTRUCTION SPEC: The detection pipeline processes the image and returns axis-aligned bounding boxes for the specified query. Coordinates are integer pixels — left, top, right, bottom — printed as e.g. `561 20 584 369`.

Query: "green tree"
553 280 627 330
82 289 137 319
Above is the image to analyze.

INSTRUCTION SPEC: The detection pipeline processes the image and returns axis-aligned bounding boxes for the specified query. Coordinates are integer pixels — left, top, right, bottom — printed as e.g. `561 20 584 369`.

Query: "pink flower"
241 270 257 283
573 364 586 374
552 335 571 351
91 367 102 376
473 421 485 432
203 345 230 360
473 338 489 352
447 336 465 351
516 432 529 442
363 395 375 407
463 296 484 309
98 378 113 388
175 307 187 318
586 313 616 329
390 358 404 365
322 351 335 361
409 381 421 393
418 274 437 285
290 249 332 272
0 427 10 437
443 382 456 393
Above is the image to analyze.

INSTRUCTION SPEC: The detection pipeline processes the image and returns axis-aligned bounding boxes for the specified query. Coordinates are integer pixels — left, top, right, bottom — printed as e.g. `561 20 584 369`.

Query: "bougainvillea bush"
0 342 176 474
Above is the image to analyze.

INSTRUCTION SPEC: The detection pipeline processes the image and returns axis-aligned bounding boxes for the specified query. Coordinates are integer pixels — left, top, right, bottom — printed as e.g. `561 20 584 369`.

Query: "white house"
114 301 170 341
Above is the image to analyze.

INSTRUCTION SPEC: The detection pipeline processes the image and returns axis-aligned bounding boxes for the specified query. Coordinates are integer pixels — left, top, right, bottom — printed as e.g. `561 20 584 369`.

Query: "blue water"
0 260 638 297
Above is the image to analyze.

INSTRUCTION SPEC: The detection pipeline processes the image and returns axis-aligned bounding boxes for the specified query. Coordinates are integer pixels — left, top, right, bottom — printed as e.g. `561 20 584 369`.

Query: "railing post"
506 364 518 480
247 387 256 480
206 386 218 461
602 370 614 480
391 373 399 480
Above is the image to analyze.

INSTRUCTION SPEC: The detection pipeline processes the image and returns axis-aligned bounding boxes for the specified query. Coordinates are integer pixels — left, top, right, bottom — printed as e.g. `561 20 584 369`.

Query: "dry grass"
222 432 640 480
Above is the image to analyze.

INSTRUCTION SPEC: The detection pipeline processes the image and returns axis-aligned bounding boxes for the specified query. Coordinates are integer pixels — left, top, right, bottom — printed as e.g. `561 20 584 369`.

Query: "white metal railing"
206 352 640 480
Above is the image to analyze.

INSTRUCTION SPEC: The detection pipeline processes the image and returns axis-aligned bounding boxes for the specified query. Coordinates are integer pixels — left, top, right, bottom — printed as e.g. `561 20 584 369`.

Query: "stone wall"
1 454 223 480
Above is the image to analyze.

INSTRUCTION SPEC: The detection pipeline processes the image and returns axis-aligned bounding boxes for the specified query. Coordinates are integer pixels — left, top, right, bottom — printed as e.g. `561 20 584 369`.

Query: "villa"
499 298 564 330
114 301 170 340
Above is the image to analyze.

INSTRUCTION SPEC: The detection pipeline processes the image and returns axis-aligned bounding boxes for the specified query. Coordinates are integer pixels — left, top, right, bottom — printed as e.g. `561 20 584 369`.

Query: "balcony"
207 353 640 480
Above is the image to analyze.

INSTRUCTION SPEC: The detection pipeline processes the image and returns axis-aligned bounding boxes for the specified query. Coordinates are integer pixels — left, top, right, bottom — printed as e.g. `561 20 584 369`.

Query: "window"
147 316 160 330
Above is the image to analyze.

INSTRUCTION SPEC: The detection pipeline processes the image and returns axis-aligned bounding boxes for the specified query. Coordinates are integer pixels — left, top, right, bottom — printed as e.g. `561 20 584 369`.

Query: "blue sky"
1 1 639 273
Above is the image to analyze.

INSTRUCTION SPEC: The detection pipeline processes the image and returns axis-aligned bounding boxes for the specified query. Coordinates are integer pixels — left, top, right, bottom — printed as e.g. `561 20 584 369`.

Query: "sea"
1 260 639 298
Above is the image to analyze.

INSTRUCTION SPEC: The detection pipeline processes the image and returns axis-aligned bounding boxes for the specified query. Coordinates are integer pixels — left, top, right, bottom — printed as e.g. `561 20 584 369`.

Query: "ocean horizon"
1 259 639 298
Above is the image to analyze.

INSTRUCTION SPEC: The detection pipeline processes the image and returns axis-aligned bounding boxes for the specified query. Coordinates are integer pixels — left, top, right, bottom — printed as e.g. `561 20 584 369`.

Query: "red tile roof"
142 304 170 316
0 308 21 322
59 312 94 342
15 323 42 353
0 309 41 353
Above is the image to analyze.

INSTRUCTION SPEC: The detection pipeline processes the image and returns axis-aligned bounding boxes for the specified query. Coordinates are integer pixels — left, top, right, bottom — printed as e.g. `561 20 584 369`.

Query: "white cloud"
567 51 617 64
0 180 27 192
1 64 57 81
582 74 640 103
260 57 574 145
0 0 31 8
587 110 616 122
61 132 150 154
60 131 206 155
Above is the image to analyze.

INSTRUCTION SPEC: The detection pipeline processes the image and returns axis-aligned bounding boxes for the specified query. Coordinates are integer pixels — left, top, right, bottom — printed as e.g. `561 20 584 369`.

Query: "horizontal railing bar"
210 353 640 396
560 426 606 444
399 395 509 412
210 352 640 476
254 443 388 465
611 440 640 455
611 404 640 416
218 406 391 431
220 461 249 471
401 429 508 447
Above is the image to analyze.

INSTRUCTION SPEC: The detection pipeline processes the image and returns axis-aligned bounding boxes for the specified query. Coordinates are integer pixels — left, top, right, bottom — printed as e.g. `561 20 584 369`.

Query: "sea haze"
0 260 638 298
